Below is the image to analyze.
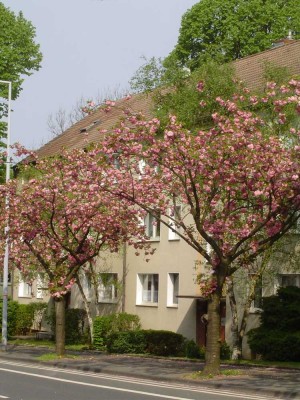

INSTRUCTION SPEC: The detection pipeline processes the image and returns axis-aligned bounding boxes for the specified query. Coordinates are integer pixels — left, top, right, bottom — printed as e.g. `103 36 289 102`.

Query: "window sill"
98 300 118 304
147 237 160 243
168 238 180 242
18 295 32 298
136 303 158 308
167 304 178 308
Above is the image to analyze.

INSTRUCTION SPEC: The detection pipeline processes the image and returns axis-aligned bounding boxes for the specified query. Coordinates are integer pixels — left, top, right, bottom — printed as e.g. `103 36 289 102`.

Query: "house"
10 39 300 357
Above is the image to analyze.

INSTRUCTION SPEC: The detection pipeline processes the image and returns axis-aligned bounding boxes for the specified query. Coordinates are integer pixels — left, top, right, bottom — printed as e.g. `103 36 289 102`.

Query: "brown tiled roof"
36 93 155 158
36 40 300 158
233 40 300 91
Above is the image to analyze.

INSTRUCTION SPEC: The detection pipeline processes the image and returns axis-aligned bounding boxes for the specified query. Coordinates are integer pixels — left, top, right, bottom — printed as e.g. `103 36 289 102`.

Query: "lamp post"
0 80 12 350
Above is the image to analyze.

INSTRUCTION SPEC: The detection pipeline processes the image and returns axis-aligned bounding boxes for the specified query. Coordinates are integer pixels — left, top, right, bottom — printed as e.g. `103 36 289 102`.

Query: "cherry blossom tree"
94 79 300 374
0 148 149 356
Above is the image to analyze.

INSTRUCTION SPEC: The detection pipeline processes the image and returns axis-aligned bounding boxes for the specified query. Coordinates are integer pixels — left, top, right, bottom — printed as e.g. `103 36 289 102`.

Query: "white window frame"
145 212 160 241
18 280 32 298
167 273 179 307
36 274 44 299
136 274 159 306
168 205 181 241
98 273 118 303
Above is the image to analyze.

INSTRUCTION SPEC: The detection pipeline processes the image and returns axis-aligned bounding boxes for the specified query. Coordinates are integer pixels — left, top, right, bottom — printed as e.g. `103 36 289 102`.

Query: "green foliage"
106 329 185 357
142 330 185 357
184 339 205 359
248 286 300 361
106 331 147 354
93 313 141 349
220 341 232 360
0 3 42 100
183 339 230 360
166 0 300 70
15 304 35 335
154 61 239 131
65 308 86 344
130 57 165 93
0 300 19 336
0 3 42 182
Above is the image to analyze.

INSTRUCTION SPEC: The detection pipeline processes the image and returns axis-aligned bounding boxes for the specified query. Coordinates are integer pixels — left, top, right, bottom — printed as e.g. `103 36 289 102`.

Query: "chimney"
272 31 296 48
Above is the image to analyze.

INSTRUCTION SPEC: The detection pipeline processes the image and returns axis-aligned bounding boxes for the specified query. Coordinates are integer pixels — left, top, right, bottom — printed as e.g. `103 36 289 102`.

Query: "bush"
93 313 141 349
0 300 20 337
184 339 204 359
106 329 185 356
142 330 185 357
248 329 300 361
65 308 86 344
15 304 35 335
106 331 147 354
248 286 300 361
220 341 231 360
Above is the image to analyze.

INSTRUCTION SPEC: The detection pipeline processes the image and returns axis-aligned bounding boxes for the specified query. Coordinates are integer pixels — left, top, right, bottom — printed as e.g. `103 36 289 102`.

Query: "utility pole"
0 80 12 351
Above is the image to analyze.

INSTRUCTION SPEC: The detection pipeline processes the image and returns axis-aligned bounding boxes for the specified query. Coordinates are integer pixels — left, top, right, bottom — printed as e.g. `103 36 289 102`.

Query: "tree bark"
55 296 66 356
76 275 93 344
227 276 241 360
203 290 221 375
228 274 260 359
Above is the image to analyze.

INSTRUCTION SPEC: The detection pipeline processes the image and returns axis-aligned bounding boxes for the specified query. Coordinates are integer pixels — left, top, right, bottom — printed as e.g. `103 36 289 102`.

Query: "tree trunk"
228 274 260 360
76 275 93 344
238 276 259 355
203 290 221 375
55 296 66 356
227 277 241 360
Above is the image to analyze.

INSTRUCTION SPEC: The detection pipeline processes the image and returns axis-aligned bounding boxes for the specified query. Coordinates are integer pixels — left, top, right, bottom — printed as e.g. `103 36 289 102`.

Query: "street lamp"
0 80 12 350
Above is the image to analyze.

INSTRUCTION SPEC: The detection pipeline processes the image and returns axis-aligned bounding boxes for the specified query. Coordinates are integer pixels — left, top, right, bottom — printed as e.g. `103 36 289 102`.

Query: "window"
18 280 32 298
250 275 263 311
36 274 45 299
167 273 179 307
253 277 263 309
279 274 300 288
0 272 11 285
168 205 181 240
98 273 118 303
145 213 160 240
136 274 159 305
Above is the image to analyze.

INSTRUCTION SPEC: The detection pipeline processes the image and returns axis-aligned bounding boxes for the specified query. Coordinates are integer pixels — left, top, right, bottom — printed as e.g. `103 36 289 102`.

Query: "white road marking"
0 360 279 400
0 395 9 398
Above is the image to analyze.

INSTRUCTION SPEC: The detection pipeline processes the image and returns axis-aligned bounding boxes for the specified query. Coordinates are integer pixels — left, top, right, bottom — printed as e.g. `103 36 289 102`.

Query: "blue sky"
3 0 198 149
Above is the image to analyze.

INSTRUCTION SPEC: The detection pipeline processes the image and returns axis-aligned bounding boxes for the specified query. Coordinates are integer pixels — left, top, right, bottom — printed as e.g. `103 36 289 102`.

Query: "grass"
36 353 79 361
188 369 245 380
8 338 91 351
9 338 54 347
223 359 300 370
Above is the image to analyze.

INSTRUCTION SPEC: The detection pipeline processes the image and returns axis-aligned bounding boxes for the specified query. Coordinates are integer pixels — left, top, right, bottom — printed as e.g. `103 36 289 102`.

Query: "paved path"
0 345 299 399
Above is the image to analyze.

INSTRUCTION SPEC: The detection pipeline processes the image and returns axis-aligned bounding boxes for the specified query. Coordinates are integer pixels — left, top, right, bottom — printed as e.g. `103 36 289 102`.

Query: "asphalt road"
0 360 281 400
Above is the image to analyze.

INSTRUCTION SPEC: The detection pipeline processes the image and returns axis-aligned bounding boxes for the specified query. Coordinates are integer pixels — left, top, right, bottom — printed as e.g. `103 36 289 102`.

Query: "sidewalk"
0 345 299 399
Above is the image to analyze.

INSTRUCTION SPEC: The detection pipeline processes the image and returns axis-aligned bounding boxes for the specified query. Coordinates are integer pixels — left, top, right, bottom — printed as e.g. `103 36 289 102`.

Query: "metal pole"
0 80 12 351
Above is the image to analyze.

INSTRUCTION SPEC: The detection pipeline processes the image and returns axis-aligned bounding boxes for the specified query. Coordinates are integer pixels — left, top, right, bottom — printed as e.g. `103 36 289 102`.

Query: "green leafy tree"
0 3 42 99
165 0 300 70
0 3 42 182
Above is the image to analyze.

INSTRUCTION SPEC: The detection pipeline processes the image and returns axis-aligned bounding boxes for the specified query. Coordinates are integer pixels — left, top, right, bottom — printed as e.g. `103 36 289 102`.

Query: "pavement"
0 345 299 399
